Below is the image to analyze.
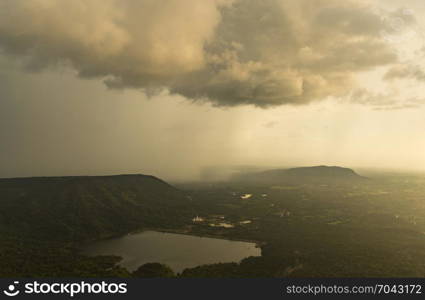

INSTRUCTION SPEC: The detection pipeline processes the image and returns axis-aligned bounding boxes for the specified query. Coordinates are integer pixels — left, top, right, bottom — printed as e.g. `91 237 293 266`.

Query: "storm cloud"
0 0 402 107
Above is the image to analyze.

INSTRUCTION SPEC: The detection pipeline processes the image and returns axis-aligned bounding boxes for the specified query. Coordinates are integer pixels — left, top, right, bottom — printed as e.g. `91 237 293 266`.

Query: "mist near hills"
0 165 365 241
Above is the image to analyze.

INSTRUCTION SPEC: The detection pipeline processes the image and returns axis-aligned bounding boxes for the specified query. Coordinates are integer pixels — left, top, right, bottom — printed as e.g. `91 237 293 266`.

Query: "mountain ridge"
232 165 366 184
0 174 193 242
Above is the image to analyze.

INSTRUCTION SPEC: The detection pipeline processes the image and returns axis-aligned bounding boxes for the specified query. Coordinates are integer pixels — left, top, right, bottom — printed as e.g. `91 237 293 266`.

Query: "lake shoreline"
131 227 265 249
82 229 262 273
78 226 265 252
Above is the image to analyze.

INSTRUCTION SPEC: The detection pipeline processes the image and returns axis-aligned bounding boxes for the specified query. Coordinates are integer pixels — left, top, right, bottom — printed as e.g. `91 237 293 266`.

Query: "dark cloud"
0 0 401 107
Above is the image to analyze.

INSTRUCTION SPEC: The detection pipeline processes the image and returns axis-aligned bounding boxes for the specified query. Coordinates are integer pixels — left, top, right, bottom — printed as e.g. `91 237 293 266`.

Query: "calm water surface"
82 231 261 273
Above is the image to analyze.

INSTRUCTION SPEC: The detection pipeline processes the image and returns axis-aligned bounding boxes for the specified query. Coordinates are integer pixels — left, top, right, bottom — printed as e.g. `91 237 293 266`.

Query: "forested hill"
0 174 194 242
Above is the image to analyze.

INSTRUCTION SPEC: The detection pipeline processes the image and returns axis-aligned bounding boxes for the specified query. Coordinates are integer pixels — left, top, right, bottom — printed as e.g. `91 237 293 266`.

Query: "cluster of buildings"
192 215 252 228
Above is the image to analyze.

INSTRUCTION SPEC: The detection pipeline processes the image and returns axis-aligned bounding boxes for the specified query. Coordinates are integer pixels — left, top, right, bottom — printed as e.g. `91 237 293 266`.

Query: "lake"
82 230 261 273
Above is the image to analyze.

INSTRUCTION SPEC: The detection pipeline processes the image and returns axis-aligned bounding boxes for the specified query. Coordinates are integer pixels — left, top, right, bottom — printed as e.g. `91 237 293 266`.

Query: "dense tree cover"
0 175 196 242
180 256 297 278
1 172 425 277
0 235 130 277
132 263 175 278
0 175 194 277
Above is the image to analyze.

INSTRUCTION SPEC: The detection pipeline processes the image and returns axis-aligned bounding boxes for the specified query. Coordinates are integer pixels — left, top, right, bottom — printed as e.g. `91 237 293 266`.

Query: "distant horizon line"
1 165 425 181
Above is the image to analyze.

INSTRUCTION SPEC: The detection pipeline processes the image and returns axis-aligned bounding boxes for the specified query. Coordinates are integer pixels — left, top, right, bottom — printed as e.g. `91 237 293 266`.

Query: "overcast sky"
0 0 424 180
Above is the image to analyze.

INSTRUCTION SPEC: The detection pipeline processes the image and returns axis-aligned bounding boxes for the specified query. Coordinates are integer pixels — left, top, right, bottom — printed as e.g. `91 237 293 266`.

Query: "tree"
132 263 175 278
